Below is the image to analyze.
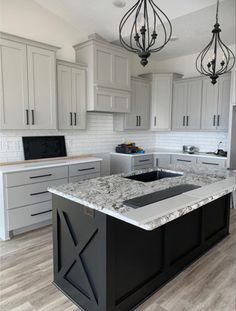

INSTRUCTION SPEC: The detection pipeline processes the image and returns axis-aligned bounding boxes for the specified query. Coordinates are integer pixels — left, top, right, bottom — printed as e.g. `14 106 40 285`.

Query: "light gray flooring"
0 210 236 311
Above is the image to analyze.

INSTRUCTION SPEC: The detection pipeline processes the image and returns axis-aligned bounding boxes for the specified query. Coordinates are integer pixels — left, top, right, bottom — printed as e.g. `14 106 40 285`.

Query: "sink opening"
124 170 182 183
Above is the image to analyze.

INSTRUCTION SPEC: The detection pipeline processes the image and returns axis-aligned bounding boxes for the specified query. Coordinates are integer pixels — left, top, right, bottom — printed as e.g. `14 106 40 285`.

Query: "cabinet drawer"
69 173 100 183
69 161 100 177
197 157 226 168
8 201 52 230
5 166 68 187
133 155 153 167
6 178 68 209
171 155 197 164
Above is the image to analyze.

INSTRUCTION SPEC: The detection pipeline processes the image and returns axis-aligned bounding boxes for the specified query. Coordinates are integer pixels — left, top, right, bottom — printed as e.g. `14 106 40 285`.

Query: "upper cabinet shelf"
74 34 131 113
0 32 59 130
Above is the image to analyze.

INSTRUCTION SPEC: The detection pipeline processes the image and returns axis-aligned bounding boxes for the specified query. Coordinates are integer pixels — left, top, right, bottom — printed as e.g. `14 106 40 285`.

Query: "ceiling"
34 0 235 61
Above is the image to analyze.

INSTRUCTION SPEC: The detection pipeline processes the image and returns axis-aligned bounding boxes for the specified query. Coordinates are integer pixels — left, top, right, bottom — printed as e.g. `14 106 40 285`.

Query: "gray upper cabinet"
201 73 231 130
0 39 29 129
144 73 182 131
113 77 150 131
172 78 202 130
0 33 59 130
27 46 57 129
57 61 87 130
217 74 231 130
74 34 131 113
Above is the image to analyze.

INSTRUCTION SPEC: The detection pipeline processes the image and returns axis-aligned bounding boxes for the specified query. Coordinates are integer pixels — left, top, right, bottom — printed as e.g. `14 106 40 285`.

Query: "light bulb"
113 0 126 8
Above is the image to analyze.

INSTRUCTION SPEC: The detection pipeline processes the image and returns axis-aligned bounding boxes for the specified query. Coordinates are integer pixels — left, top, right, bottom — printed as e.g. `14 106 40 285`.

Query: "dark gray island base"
52 193 230 311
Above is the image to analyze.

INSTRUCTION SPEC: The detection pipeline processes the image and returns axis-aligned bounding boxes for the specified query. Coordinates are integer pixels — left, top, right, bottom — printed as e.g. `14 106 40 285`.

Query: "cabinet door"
186 79 202 130
137 81 150 130
201 78 218 130
113 53 130 89
124 80 139 129
27 46 57 129
72 68 86 129
151 75 172 131
94 46 113 86
57 65 73 130
217 74 231 130
0 39 29 129
172 82 188 130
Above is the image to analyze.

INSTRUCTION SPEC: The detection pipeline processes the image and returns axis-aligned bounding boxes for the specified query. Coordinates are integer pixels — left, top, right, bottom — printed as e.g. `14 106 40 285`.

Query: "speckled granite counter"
48 164 236 230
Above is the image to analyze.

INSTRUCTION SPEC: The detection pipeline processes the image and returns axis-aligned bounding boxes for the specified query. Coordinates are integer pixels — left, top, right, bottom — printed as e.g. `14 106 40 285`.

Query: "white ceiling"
34 0 235 61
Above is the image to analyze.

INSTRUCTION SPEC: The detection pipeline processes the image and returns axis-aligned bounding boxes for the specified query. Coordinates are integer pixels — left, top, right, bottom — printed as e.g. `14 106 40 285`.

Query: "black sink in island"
124 169 182 182
49 166 235 311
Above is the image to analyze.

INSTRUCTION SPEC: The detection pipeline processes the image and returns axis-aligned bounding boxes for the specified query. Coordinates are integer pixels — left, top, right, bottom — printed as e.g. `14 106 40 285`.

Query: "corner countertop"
0 157 103 174
48 164 236 231
110 150 227 160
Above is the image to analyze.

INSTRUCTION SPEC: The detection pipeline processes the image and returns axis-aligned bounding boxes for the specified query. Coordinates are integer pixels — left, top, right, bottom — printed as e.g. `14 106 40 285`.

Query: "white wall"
153 45 236 78
0 0 85 62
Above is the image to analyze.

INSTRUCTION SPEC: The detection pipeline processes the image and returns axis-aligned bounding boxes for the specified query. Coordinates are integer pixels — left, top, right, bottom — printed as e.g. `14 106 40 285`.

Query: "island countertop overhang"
48 164 236 231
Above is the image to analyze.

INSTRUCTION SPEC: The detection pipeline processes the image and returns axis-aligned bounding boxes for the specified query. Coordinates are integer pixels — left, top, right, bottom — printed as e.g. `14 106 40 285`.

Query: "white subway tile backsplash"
0 112 228 162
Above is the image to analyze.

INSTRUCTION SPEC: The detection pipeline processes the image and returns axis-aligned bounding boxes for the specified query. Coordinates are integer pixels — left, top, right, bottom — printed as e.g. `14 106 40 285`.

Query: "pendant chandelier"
119 0 172 66
196 0 235 85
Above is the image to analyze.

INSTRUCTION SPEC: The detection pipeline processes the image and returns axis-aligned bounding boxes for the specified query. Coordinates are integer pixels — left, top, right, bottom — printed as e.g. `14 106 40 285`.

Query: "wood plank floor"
0 209 236 311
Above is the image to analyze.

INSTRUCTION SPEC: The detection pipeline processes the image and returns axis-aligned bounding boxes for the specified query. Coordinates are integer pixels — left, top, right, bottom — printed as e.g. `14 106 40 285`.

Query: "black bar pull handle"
70 112 73 126
26 109 29 125
213 115 216 126
139 116 141 126
217 115 220 127
30 191 49 196
136 116 138 127
202 162 219 166
74 112 77 126
31 110 35 125
30 174 52 179
183 116 185 126
31 209 52 217
78 167 95 172
154 116 157 126
186 116 189 127
177 159 191 163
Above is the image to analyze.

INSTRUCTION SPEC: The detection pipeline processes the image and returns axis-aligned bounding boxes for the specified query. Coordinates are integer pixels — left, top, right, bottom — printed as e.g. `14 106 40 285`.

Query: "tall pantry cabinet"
0 33 59 130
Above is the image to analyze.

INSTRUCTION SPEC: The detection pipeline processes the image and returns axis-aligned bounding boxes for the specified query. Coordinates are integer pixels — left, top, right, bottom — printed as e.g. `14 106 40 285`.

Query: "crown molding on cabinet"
0 32 60 51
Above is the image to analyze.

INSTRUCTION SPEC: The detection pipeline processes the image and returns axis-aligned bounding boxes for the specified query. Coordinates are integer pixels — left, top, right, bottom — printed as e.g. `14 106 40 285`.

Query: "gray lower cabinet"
154 154 171 167
0 32 59 130
201 74 231 130
110 153 154 174
0 160 101 240
113 77 150 131
172 78 202 130
171 154 197 165
57 60 87 130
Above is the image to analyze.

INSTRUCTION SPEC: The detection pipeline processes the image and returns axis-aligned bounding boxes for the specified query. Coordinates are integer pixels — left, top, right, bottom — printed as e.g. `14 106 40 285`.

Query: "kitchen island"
49 164 236 311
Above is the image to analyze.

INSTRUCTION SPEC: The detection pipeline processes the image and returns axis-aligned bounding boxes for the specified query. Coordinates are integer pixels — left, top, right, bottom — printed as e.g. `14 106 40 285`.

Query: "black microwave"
22 136 67 160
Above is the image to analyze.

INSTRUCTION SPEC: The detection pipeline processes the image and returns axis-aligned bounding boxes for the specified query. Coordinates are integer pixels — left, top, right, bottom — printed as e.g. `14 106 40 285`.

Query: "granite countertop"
48 164 236 231
0 157 102 174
